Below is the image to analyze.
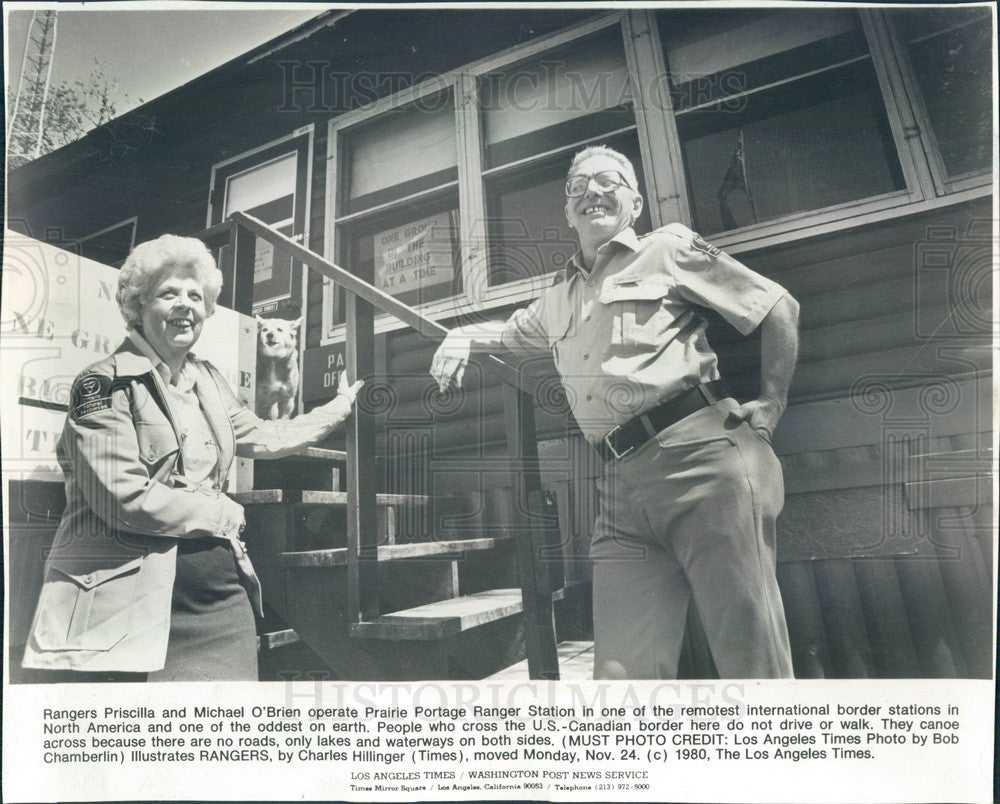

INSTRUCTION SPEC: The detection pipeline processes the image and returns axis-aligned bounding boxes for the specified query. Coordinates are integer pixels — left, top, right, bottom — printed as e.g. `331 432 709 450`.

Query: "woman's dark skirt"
147 538 258 682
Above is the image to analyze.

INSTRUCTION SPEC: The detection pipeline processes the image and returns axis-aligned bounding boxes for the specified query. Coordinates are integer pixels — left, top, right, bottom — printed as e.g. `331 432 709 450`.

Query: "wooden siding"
320 197 990 459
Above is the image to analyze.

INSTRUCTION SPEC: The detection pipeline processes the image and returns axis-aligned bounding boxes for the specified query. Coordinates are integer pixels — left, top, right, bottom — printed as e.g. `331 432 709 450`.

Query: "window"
345 99 458 213
657 9 906 235
484 159 577 287
330 93 460 324
225 156 297 306
319 10 991 343
480 27 633 168
480 27 650 285
323 18 658 338
890 7 992 181
209 130 312 315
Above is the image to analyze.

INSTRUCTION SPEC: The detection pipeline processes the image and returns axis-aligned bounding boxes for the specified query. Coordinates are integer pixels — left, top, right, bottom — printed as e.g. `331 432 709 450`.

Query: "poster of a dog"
255 315 301 420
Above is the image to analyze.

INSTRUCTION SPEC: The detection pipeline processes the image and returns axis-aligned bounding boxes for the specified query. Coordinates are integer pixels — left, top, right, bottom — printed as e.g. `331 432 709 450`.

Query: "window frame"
476 22 652 291
208 125 315 315
649 8 934 247
319 8 993 343
875 6 994 196
323 73 465 339
322 13 641 343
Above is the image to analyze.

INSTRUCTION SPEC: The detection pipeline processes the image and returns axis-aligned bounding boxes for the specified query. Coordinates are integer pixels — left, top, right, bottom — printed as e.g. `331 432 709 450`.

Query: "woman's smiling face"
140 265 206 364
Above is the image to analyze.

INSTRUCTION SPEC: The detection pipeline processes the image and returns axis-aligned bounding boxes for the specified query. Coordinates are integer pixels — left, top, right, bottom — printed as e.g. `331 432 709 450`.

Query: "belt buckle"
602 428 635 461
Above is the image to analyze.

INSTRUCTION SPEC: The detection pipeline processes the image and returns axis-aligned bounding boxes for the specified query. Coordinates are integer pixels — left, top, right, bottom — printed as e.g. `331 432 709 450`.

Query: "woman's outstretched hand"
335 371 365 405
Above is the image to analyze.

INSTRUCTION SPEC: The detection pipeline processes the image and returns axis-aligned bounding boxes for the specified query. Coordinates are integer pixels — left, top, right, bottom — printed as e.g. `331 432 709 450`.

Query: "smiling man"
431 145 799 680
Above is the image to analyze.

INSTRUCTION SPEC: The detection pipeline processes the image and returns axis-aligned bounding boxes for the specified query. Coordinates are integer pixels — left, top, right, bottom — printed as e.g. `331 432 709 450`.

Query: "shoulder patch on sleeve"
690 233 723 258
69 373 114 419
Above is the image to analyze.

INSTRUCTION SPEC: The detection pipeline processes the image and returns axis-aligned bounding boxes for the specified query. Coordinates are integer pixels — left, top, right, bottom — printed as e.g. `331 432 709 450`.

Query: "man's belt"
598 380 730 461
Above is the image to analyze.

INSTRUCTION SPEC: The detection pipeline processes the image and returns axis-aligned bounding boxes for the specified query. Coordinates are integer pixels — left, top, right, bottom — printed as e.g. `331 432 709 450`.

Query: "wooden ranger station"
4 7 994 681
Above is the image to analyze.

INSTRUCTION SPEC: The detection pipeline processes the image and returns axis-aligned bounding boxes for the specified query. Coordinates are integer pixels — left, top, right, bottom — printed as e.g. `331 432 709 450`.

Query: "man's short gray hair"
117 234 223 326
567 145 638 191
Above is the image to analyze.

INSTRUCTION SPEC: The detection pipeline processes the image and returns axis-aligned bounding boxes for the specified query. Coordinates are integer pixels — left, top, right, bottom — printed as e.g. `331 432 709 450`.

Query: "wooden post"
230 222 256 316
502 382 560 680
346 291 379 624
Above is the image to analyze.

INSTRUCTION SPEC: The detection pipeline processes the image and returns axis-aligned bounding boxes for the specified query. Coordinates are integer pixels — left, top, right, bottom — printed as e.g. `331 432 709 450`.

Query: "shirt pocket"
598 275 674 349
134 421 179 472
33 555 145 651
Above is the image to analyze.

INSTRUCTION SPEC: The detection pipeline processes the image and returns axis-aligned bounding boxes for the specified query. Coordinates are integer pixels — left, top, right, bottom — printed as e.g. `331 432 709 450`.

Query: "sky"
5 4 324 115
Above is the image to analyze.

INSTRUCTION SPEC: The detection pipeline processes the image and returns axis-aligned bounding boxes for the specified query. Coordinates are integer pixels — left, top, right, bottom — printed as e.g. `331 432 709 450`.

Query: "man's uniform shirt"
499 223 787 443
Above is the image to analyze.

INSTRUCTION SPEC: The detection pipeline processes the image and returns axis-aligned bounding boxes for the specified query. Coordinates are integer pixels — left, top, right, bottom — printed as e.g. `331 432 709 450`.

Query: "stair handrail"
231 212 541 397
230 211 560 679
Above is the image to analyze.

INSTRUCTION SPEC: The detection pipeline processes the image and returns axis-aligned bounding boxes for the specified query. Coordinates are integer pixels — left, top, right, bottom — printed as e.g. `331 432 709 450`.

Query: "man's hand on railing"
430 328 476 391
431 322 510 391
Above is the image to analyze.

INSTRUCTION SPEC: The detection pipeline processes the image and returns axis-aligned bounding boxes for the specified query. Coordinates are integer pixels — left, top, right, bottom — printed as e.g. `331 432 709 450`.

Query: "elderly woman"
22 234 362 682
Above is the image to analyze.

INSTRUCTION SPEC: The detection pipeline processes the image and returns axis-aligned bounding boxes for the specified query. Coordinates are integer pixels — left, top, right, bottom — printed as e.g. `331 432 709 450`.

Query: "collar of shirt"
127 328 198 392
563 227 642 281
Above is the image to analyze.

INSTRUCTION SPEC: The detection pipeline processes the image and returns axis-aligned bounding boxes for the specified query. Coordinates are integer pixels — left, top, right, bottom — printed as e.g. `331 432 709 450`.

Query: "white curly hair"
116 234 223 326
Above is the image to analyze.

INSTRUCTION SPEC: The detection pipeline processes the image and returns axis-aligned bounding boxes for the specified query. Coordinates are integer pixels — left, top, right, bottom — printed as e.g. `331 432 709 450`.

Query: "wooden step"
350 587 564 641
281 536 511 567
232 490 430 506
256 628 300 651
252 447 348 492
290 446 348 462
351 589 523 640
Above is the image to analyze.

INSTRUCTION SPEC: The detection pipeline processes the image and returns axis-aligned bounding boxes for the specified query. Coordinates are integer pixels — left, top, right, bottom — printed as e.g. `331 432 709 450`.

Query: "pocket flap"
50 555 145 590
545 312 572 348
135 423 178 463
599 275 672 304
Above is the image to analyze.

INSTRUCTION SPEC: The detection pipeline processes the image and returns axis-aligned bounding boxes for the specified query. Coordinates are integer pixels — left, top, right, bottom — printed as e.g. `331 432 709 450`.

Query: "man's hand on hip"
726 396 785 442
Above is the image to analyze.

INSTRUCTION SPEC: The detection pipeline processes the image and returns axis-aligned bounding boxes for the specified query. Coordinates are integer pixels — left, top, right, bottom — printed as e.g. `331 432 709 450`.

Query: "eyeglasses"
565 170 633 198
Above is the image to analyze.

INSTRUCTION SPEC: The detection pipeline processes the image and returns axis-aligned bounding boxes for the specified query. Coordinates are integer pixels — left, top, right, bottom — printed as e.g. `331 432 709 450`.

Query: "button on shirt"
499 224 786 443
163 372 221 485
127 329 221 485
